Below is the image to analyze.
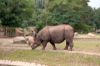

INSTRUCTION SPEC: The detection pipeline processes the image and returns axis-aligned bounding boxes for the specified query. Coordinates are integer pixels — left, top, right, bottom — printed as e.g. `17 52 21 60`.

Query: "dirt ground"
0 37 100 56
0 38 31 51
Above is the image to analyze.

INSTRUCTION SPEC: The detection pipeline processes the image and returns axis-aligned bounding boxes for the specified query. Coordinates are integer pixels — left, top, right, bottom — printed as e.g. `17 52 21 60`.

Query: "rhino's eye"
34 44 37 46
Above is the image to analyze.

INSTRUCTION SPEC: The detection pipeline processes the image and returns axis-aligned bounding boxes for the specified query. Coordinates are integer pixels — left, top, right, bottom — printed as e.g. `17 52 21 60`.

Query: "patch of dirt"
0 38 31 51
48 50 100 56
0 38 100 56
0 60 46 66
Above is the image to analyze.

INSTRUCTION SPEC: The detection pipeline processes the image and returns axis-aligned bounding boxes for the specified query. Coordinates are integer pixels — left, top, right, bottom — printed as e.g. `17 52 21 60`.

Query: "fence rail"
74 38 100 41
0 27 16 37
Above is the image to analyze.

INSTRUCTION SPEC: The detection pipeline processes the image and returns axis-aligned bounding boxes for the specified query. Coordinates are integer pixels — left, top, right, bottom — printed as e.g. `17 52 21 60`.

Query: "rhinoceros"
31 24 74 51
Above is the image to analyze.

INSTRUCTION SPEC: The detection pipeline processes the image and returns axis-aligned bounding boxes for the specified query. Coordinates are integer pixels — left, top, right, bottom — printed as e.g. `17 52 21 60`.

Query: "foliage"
33 0 96 32
0 0 100 32
93 8 100 29
0 0 34 28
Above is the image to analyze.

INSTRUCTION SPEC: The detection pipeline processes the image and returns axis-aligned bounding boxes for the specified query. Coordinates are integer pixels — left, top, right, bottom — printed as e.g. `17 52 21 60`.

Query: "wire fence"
0 27 16 38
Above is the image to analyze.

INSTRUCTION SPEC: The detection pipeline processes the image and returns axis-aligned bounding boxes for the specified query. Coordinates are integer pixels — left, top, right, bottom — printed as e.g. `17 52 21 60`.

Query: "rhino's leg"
65 39 73 51
50 42 56 50
69 41 73 51
42 41 48 50
64 41 69 50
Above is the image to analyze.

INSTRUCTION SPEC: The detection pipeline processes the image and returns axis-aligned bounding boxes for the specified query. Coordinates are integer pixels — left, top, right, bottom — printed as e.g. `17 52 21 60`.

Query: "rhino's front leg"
42 41 48 50
50 42 56 50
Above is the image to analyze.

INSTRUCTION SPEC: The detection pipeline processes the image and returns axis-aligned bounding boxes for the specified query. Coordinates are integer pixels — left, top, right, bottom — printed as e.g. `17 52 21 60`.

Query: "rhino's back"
37 26 50 41
48 25 65 43
37 24 74 43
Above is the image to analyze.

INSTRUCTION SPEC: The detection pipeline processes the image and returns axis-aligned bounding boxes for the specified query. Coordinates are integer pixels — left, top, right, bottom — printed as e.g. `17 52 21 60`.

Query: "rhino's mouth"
31 44 40 50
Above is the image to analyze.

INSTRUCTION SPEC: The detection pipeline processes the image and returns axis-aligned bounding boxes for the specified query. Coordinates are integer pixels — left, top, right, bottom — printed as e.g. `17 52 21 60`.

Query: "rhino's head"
31 33 41 49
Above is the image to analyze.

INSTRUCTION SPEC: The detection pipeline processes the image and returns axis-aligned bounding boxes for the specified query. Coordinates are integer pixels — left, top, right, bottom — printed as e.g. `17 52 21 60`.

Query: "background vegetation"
0 0 100 33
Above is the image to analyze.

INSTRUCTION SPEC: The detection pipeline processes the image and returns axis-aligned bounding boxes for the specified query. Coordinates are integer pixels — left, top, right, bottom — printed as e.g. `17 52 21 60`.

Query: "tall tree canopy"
0 0 100 33
0 0 34 27
34 0 94 32
93 8 100 29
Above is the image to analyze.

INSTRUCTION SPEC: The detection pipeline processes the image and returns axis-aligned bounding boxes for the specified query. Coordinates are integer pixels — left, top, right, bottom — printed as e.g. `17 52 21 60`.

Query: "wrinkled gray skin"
31 24 74 51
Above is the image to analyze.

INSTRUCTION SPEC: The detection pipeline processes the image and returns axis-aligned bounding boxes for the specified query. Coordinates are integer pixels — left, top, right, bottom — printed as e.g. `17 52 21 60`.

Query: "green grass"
0 39 100 66
47 40 100 53
74 40 100 52
0 49 100 66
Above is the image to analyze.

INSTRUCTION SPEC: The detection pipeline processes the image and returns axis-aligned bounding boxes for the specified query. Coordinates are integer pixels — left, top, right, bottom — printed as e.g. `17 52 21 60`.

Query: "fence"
0 27 16 38
74 37 100 41
0 27 36 38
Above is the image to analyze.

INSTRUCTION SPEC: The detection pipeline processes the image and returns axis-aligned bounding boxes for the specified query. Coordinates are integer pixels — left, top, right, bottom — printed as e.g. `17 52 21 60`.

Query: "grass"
74 40 100 52
0 49 100 66
46 40 100 53
0 39 100 66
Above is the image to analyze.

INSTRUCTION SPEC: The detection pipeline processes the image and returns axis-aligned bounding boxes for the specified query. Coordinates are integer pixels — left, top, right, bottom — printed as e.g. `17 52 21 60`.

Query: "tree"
94 8 100 29
0 0 35 36
34 0 93 33
33 0 98 32
0 0 34 28
0 0 97 33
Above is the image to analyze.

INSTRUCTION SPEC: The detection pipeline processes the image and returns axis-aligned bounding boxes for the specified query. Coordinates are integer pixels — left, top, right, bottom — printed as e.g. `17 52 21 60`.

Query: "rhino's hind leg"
69 41 73 51
64 41 69 50
68 40 73 51
50 42 56 50
64 40 73 51
42 41 48 50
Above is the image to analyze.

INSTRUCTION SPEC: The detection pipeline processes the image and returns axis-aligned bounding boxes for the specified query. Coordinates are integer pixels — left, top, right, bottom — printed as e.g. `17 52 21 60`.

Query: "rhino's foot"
42 48 45 50
53 48 57 50
69 48 73 51
64 48 68 50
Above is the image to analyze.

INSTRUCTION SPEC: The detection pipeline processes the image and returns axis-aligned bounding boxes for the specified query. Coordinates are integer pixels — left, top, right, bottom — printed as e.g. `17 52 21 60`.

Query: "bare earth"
0 60 46 66
0 38 100 66
0 38 100 56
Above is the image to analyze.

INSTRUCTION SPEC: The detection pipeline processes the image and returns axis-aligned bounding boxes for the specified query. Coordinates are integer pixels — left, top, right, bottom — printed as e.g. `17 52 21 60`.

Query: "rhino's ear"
32 31 37 38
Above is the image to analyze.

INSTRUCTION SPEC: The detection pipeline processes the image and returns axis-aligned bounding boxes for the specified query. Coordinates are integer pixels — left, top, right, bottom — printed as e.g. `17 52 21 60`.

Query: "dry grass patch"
0 50 100 66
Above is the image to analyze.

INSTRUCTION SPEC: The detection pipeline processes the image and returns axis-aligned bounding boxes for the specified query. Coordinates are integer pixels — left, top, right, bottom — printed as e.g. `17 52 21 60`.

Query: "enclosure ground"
0 38 100 66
